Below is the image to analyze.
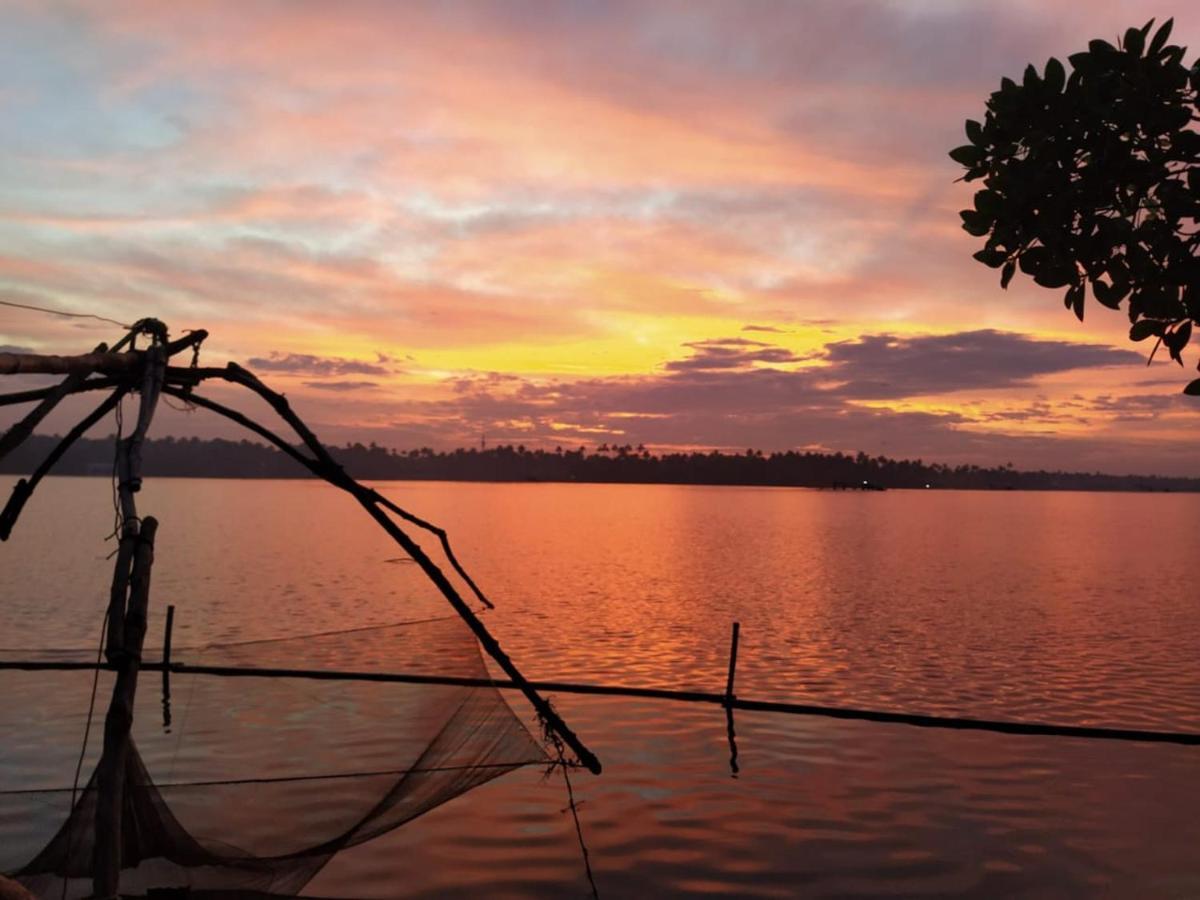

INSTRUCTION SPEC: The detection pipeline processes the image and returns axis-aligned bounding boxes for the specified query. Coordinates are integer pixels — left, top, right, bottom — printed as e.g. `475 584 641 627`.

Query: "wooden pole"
161 604 175 729
0 387 128 542
93 517 158 899
6 656 1200 746
163 371 602 774
0 343 106 462
0 330 205 378
162 604 175 669
724 621 741 703
93 334 166 898
724 622 741 775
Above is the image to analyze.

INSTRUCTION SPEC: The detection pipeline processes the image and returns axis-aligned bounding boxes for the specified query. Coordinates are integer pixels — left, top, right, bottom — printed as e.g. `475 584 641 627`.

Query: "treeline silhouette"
2 435 1197 492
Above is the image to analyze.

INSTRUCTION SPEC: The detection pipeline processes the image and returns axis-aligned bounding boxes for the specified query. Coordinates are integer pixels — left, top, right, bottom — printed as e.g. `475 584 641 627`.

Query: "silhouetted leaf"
960 209 991 236
973 247 1007 268
1123 27 1144 57
949 144 984 167
1092 279 1125 310
1130 319 1162 341
1035 266 1074 289
1184 378 1200 396
1148 18 1173 57
1089 39 1118 55
1000 260 1016 289
1019 247 1047 275
973 190 999 216
1162 46 1186 68
1066 283 1085 321
1165 321 1192 364
965 119 984 145
1044 57 1065 92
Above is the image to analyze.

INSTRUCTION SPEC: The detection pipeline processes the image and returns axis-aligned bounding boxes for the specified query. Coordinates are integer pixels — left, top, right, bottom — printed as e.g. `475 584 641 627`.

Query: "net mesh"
0 616 550 898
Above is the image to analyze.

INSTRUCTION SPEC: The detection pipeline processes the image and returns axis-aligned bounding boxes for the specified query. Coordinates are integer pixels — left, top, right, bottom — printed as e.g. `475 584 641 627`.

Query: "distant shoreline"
5 472 1197 494
3 435 1198 493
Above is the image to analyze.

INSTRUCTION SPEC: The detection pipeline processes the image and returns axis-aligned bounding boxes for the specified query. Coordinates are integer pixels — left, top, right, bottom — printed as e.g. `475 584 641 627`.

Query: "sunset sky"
1 1 1197 475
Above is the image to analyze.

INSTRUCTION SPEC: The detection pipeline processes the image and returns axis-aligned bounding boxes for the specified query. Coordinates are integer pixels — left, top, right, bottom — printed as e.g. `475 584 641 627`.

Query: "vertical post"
724 621 741 703
93 517 157 898
105 537 136 662
161 603 175 729
724 621 741 777
162 604 175 668
94 335 165 898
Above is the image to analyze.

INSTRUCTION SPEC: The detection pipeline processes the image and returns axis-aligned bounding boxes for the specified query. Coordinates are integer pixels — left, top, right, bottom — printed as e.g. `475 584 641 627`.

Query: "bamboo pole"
105 534 136 662
162 373 601 774
724 622 741 775
0 350 139 377
0 376 121 408
164 376 494 609
92 331 168 898
161 604 175 729
0 330 206 378
93 517 158 898
0 387 129 541
724 622 740 703
0 343 106 462
5 657 1198 747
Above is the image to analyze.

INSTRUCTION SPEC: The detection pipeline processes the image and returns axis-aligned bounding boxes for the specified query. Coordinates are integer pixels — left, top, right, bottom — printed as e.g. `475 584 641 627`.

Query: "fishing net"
0 615 550 898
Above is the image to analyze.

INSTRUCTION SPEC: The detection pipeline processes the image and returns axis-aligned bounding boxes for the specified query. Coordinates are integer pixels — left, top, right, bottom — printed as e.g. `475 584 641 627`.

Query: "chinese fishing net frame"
0 320 600 899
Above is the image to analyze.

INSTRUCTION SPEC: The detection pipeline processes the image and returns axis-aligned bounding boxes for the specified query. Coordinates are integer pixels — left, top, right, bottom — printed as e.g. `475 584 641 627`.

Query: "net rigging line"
0 297 132 331
3 657 1198 747
0 761 560 796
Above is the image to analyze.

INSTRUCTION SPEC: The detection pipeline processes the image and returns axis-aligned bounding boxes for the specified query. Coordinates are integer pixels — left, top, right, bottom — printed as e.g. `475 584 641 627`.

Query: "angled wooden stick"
0 387 129 541
0 343 107 462
94 517 158 899
0 330 207 378
163 370 601 774
93 331 168 897
165 370 495 609
0 375 122 408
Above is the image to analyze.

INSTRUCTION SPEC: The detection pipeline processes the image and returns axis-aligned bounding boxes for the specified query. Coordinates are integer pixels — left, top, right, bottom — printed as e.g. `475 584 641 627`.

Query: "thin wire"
165 674 196 783
189 614 458 651
108 396 124 542
160 393 196 413
0 614 459 656
550 731 600 900
0 759 553 795
60 610 108 900
0 297 131 331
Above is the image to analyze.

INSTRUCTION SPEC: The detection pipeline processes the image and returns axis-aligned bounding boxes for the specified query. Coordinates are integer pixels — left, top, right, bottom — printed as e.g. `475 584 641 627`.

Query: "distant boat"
829 480 887 491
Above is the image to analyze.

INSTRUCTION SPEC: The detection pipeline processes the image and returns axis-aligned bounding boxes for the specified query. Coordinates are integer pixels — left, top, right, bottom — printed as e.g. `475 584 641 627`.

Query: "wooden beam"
92 336 167 898
93 518 158 898
0 344 106 462
0 329 207 378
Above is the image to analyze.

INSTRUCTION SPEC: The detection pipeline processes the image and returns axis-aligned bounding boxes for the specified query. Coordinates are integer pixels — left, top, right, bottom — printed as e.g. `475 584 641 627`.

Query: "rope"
546 728 600 899
7 659 1193 747
188 614 459 652
108 395 125 541
165 672 196 783
0 616 459 656
60 610 108 900
0 297 131 330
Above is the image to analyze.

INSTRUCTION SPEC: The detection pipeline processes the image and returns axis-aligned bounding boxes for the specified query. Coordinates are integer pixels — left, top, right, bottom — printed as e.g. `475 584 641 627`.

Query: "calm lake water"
2 477 1199 897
